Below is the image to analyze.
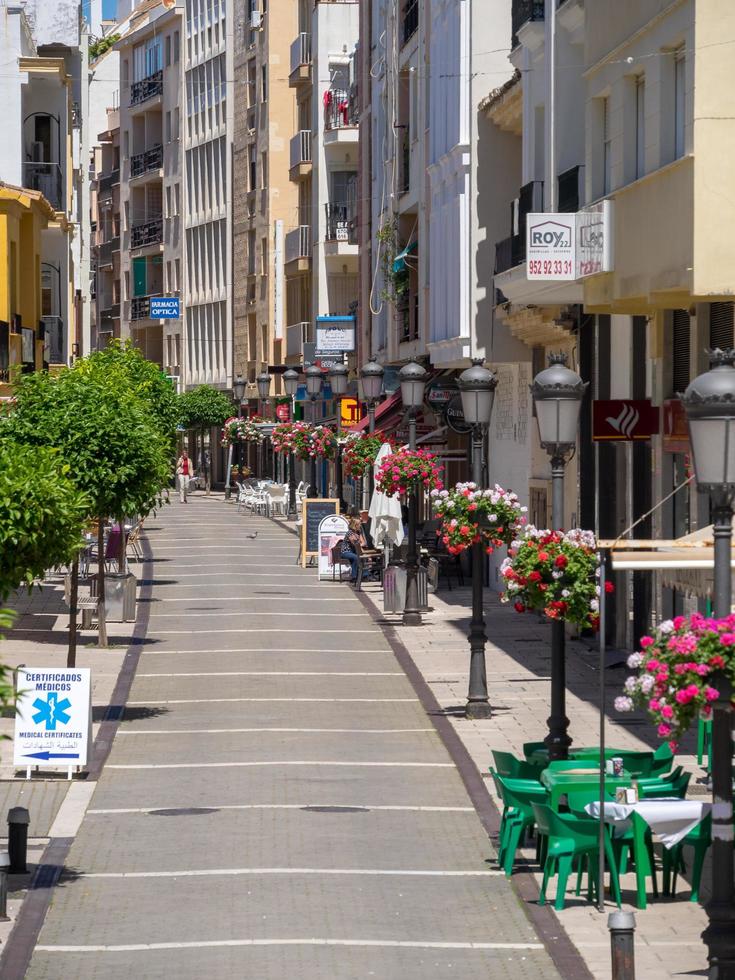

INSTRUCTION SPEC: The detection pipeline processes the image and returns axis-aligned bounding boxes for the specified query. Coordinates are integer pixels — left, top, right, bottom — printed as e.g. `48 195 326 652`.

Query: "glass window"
602 98 611 195
635 76 645 179
674 49 685 158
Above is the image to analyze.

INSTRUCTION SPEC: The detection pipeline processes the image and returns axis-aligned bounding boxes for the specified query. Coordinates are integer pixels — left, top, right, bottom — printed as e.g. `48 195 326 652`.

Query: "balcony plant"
375 448 443 498
500 527 611 631
342 431 396 478
616 613 735 744
430 482 527 555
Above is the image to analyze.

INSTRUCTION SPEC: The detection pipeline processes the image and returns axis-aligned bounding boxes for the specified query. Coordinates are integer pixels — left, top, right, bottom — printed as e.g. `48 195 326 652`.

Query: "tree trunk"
67 556 79 669
97 520 108 648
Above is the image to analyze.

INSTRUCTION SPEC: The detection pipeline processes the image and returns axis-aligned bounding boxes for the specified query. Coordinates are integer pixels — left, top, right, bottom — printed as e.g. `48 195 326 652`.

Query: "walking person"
176 450 192 503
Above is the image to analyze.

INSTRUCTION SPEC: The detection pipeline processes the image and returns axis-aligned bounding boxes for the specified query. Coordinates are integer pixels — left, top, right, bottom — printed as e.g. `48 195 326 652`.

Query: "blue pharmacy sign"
150 297 181 319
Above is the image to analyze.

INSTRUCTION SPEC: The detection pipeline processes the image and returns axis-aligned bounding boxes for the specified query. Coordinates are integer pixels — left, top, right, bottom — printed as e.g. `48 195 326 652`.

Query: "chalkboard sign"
301 499 340 566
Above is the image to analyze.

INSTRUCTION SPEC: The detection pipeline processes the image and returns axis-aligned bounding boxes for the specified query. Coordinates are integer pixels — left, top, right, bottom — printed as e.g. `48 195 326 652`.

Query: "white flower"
624 676 638 694
614 696 634 713
552 571 563 580
590 598 600 612
507 581 520 591
488 514 497 522
639 674 655 694
627 652 643 669
659 620 674 634
561 589 570 598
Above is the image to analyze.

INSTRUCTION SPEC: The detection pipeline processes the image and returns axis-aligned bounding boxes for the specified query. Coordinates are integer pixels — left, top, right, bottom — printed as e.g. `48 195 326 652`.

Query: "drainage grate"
149 807 219 817
301 805 370 814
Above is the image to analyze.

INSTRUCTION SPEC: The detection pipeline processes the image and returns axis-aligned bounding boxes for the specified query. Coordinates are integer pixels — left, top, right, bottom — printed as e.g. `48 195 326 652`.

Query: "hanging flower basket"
500 527 610 631
375 448 443 498
430 483 527 555
342 431 396 478
221 416 264 446
271 422 300 455
615 613 735 744
271 422 337 461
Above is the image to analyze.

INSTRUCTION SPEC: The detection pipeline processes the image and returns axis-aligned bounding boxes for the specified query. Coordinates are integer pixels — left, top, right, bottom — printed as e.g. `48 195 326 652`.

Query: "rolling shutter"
709 302 734 350
672 309 690 395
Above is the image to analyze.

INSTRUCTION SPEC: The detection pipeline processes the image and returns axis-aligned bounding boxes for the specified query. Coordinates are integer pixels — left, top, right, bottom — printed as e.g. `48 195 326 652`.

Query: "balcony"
402 0 418 46
131 218 163 250
289 131 312 180
286 321 309 358
130 70 163 108
324 89 358 139
97 236 120 267
98 169 120 197
131 296 151 320
100 303 121 330
512 0 544 48
494 234 523 275
289 33 311 87
325 203 357 245
285 225 311 270
399 130 410 195
42 315 64 364
23 162 63 211
398 293 419 344
131 144 163 179
557 164 585 214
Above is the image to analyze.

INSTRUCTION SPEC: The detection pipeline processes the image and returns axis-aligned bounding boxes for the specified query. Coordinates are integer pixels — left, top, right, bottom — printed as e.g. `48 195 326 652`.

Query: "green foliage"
81 341 181 445
0 610 17 730
2 368 171 521
89 34 120 62
179 385 234 431
377 220 409 304
0 441 88 600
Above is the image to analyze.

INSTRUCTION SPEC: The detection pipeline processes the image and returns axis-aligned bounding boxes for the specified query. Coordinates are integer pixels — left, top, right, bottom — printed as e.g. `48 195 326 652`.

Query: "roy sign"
526 200 613 282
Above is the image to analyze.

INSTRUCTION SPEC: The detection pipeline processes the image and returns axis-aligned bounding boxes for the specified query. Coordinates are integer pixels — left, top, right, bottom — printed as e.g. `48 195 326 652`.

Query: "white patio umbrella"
369 443 405 548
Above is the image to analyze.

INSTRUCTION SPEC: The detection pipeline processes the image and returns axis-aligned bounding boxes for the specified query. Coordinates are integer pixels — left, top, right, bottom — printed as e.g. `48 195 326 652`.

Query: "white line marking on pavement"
153 629 382 635
136 672 404 678
87 803 474 815
72 868 504 880
36 939 541 953
126 697 418 705
47 782 97 837
116 728 432 735
106 761 454 770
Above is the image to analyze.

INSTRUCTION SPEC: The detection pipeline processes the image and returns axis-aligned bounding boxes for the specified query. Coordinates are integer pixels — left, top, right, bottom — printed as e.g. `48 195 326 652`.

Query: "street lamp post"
305 364 323 498
233 373 246 482
531 352 587 761
329 363 349 510
256 371 271 480
400 361 429 627
682 349 735 980
360 357 385 509
283 368 300 519
458 358 498 720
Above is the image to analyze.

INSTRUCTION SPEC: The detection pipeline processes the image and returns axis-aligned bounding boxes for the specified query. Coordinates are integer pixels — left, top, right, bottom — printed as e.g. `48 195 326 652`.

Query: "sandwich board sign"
318 514 349 580
13 667 91 777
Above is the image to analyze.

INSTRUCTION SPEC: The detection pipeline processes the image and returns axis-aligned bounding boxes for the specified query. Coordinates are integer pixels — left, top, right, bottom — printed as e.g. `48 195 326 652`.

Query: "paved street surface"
22 497 564 980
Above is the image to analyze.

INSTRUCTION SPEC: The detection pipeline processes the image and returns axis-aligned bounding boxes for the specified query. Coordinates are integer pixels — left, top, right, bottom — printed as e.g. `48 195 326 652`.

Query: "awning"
393 240 418 275
348 391 403 434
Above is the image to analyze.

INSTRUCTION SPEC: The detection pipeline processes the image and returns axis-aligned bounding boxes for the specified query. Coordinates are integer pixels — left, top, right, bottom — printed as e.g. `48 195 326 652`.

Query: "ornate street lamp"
255 371 272 479
329 363 349 510
531 352 587 760
232 374 246 481
360 356 384 432
682 349 735 979
399 361 429 627
305 364 323 497
283 368 300 518
458 358 498 719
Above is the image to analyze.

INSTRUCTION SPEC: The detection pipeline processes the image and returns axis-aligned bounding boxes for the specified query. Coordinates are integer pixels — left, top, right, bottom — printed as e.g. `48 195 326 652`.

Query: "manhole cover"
149 807 219 817
301 805 370 814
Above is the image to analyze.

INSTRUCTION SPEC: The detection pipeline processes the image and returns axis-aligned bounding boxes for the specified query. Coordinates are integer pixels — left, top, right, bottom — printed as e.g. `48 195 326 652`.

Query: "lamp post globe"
458 358 497 427
328 363 349 397
305 363 324 400
360 356 384 404
283 368 300 399
399 360 429 414
682 349 735 980
233 374 246 405
256 371 271 401
530 352 587 762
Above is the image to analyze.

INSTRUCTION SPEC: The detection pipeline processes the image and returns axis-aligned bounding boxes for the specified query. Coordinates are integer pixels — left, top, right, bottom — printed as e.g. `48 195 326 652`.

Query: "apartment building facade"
117 1 184 381
91 102 122 352
232 0 298 406
285 0 359 386
182 0 234 391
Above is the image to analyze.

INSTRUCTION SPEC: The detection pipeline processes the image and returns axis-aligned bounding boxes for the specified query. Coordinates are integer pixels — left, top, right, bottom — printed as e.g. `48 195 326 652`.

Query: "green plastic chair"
492 749 544 782
697 717 712 771
522 741 547 761
662 813 711 903
649 743 676 776
638 770 691 800
532 803 622 911
489 769 517 864
546 760 601 773
494 775 549 877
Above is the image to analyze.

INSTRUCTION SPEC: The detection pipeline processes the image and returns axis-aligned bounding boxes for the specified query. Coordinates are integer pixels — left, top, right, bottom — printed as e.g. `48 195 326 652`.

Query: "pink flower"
661 704 674 719
720 633 735 646
658 723 672 737
649 698 661 711
673 615 686 630
705 686 719 702
640 636 655 648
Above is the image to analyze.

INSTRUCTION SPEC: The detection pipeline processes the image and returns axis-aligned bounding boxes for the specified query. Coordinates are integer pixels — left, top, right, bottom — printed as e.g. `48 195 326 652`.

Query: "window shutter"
709 302 734 350
672 310 690 394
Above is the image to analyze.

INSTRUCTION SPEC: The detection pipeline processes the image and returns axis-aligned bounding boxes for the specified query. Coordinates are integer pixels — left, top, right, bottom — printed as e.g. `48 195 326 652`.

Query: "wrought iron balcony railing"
131 218 163 249
131 144 163 178
130 70 163 107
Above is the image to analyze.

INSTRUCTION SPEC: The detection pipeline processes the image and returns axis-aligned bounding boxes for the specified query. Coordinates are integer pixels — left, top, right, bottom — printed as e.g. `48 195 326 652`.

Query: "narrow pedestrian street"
22 497 562 980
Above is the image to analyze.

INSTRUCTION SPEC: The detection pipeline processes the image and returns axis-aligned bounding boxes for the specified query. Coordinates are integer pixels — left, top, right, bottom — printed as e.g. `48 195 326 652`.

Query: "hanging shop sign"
13 667 91 774
426 380 458 405
577 200 614 279
150 297 180 319
317 514 349 580
276 402 291 421
592 399 660 441
443 394 473 435
526 213 577 281
340 397 361 426
315 316 356 354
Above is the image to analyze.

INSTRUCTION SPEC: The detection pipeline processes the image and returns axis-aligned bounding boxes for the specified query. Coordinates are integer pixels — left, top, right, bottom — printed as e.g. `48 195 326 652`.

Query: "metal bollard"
608 910 636 980
7 807 29 874
0 851 9 921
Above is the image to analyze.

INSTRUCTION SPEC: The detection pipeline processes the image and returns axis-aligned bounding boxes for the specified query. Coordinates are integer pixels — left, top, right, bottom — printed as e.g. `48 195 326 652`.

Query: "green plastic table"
540 767 632 809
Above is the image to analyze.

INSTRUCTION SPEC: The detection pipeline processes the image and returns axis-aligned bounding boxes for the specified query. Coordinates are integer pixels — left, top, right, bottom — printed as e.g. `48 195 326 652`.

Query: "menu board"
301 499 340 567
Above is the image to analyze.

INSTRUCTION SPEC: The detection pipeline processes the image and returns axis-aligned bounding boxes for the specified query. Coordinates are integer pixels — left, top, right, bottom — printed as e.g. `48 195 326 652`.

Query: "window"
173 107 180 140
249 144 256 191
674 48 685 158
672 309 691 395
165 35 171 66
166 185 172 217
261 64 267 102
261 237 268 275
261 151 267 188
174 30 180 63
635 76 645 179
602 98 612 195
166 110 172 142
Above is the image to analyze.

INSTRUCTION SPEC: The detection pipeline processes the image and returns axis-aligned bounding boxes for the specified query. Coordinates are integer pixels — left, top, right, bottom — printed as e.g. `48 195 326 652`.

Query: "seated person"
340 517 367 584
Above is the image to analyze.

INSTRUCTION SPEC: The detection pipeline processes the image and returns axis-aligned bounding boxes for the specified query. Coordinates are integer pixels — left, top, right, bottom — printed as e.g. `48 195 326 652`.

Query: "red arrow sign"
592 400 659 441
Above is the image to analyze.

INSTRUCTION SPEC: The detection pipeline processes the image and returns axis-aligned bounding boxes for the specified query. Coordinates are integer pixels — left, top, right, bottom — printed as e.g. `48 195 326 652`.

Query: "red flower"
537 551 550 562
528 570 542 583
604 581 615 594
554 555 568 569
513 601 525 613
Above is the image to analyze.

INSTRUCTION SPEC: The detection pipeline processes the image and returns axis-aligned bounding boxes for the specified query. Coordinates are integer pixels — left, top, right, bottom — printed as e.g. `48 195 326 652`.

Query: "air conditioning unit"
31 141 46 163
250 9 262 29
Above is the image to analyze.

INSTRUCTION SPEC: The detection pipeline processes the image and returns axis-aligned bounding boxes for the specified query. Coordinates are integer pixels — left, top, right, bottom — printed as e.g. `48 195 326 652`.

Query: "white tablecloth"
585 799 711 849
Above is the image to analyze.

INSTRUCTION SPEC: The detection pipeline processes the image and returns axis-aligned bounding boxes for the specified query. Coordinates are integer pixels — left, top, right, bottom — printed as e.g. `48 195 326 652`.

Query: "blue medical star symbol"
32 692 71 731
